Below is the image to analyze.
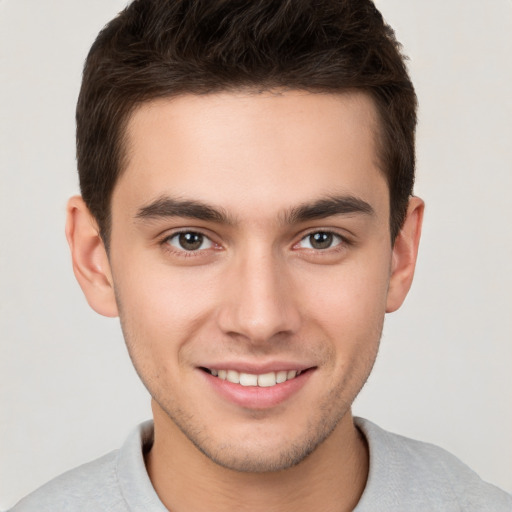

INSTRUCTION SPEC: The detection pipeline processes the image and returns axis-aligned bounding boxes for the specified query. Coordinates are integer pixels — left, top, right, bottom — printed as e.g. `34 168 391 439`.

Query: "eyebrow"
136 197 233 224
283 195 374 224
135 194 374 225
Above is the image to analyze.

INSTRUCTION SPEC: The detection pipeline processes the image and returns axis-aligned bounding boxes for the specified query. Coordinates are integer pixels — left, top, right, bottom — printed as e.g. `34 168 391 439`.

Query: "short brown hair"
77 0 417 245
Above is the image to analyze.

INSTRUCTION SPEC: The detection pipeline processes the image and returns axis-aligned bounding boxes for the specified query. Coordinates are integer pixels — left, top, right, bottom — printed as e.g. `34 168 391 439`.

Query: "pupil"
179 232 203 250
310 232 332 249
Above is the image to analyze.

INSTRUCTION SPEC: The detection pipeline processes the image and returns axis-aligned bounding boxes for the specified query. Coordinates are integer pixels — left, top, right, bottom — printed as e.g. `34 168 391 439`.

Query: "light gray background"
1 0 511 508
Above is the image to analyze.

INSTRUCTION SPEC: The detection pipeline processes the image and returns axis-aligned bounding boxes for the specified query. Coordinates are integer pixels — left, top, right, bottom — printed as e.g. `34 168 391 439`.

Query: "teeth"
258 372 276 387
276 370 288 383
208 368 303 387
239 373 258 386
226 370 240 384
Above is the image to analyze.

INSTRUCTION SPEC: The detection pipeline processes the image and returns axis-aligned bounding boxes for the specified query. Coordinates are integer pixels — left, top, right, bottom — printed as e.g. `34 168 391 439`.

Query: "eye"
297 231 343 250
165 231 214 252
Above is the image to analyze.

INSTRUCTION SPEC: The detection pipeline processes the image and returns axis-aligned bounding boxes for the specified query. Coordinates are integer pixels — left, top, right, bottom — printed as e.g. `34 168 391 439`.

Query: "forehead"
115 90 388 221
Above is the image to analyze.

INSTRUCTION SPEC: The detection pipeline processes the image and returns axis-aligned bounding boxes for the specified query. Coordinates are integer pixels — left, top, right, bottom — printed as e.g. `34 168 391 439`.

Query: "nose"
216 249 301 344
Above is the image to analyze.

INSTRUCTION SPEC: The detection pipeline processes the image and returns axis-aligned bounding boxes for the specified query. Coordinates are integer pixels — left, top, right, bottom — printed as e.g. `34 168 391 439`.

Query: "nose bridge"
217 243 300 342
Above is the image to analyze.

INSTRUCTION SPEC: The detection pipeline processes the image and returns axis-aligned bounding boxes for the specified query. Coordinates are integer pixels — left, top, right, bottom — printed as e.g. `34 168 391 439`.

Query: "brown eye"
167 232 213 251
298 231 342 250
310 232 333 249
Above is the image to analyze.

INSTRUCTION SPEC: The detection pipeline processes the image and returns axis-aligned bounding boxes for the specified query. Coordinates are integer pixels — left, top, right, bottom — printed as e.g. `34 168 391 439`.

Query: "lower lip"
200 369 313 410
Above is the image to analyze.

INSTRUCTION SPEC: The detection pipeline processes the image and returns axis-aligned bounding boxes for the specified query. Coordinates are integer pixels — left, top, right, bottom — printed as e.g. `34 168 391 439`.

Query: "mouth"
200 367 307 388
199 365 315 409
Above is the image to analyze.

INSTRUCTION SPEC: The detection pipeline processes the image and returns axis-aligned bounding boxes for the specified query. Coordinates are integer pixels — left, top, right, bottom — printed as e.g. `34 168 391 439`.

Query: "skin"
66 90 423 512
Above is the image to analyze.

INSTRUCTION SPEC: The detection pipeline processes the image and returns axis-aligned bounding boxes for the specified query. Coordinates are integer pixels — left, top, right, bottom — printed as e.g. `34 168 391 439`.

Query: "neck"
145 403 368 512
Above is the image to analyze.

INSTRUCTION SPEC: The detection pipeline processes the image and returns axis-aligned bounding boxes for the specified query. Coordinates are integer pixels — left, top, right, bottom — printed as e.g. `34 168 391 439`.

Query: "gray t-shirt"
9 418 512 511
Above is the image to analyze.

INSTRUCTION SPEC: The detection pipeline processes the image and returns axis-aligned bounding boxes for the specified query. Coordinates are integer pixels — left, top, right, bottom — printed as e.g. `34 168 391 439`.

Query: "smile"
202 368 303 387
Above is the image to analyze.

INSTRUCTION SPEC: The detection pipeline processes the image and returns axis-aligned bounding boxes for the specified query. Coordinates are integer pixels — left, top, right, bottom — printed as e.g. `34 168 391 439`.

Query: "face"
98 91 406 471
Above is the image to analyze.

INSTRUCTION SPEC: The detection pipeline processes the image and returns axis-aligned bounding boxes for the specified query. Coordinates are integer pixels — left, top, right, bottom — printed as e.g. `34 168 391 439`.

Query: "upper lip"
198 361 315 374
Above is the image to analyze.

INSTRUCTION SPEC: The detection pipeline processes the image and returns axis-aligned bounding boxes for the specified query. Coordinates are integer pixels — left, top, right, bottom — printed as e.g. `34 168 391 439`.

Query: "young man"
10 1 512 511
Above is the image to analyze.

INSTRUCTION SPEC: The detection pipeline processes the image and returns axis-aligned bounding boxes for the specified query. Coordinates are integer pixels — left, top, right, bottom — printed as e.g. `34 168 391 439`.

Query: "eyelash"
293 230 351 254
159 229 351 257
160 230 219 258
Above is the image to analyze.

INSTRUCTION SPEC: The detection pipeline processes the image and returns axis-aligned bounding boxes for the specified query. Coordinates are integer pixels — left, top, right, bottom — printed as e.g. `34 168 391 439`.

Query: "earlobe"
386 196 424 313
65 196 119 318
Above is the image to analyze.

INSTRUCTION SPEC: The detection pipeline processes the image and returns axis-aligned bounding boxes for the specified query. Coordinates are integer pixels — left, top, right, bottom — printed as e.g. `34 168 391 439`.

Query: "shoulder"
354 417 512 512
8 421 160 512
8 450 126 512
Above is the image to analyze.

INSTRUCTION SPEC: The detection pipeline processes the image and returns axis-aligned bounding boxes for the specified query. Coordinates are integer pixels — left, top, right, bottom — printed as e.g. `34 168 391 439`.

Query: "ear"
65 196 119 317
386 196 424 313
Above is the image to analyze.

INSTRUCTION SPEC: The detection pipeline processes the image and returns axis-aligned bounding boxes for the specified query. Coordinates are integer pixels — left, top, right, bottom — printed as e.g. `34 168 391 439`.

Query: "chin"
194 438 321 473
171 408 347 474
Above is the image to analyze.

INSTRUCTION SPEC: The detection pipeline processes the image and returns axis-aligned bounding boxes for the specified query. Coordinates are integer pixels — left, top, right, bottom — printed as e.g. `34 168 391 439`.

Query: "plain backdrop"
1 0 511 508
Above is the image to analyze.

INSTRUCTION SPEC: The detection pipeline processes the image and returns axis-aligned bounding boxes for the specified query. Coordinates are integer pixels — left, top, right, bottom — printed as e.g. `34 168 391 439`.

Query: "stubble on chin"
151 354 373 474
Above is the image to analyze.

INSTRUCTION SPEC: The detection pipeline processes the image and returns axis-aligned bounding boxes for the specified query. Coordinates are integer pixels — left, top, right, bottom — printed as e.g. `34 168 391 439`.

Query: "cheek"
111 252 220 354
297 251 391 336
133 279 211 324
